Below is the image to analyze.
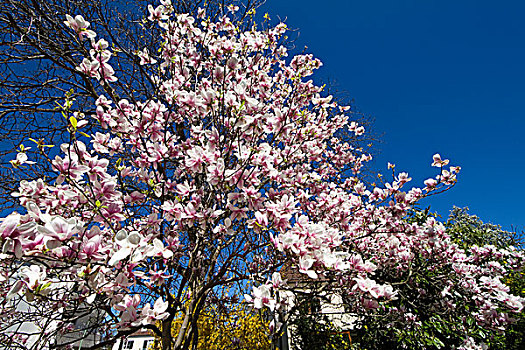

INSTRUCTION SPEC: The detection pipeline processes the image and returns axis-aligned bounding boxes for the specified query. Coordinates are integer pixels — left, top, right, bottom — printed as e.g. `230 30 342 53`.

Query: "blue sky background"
262 0 525 230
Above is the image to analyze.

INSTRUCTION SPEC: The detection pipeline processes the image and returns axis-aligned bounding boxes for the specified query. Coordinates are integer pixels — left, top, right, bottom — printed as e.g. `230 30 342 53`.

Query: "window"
123 339 134 349
296 295 322 315
142 340 152 350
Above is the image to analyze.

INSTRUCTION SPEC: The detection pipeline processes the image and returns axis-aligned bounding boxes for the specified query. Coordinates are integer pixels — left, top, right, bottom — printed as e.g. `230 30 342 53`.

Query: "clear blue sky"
262 0 525 230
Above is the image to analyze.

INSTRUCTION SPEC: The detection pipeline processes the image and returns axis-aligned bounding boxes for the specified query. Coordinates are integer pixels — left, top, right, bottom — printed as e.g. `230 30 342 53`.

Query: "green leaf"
70 116 78 128
39 281 52 292
479 330 486 339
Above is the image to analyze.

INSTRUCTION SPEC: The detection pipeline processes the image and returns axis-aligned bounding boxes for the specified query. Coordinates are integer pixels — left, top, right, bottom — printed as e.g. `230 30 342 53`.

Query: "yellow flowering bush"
151 302 271 350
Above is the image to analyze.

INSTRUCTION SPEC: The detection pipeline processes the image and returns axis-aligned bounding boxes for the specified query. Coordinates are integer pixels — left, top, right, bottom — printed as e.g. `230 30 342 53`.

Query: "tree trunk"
161 318 173 350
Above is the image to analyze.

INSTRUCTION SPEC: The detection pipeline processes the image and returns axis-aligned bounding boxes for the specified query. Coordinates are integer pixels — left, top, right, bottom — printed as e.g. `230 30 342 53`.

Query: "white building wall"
280 289 356 350
3 296 51 350
112 334 154 350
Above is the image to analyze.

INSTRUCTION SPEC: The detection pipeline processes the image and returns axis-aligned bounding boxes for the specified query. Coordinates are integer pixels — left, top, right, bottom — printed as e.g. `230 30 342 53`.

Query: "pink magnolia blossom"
0 4 521 348
431 153 450 167
10 152 35 168
64 14 96 40
245 284 276 311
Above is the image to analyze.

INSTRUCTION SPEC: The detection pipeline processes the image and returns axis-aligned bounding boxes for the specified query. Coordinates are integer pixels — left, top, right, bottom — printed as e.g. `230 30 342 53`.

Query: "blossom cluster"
0 2 522 349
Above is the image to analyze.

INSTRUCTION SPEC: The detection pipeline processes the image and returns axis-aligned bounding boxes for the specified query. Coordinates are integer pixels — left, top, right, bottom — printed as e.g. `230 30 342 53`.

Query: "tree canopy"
0 1 523 350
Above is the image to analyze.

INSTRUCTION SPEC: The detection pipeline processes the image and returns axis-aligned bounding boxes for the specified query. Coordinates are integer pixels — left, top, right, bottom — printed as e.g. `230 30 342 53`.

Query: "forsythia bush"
151 302 271 350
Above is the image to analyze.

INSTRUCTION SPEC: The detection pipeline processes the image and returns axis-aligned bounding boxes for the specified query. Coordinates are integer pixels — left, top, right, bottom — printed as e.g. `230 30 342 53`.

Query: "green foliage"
447 207 525 349
289 296 350 350
351 207 525 350
350 301 483 349
446 206 523 250
455 208 523 349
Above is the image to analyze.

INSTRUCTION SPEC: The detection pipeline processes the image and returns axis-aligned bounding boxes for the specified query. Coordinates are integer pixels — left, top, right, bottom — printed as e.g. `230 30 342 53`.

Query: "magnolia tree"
0 2 523 350
272 164 525 350
0 0 265 211
341 205 525 349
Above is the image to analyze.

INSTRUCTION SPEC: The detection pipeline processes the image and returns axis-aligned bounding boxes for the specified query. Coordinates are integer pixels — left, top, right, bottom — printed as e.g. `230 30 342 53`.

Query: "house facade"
279 264 356 349
3 295 103 349
111 330 154 350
